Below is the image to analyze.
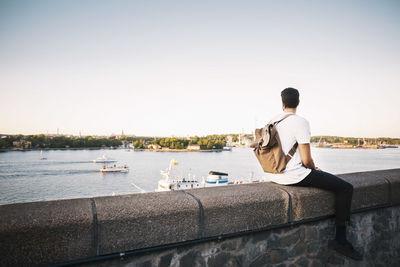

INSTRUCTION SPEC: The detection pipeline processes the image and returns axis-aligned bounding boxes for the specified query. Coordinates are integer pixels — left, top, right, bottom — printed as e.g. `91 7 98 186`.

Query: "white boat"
205 171 229 186
100 163 129 173
155 160 265 192
93 154 117 163
156 160 202 191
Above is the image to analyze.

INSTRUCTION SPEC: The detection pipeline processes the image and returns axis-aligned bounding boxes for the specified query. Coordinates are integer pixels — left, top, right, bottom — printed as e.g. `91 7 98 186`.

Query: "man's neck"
283 108 297 114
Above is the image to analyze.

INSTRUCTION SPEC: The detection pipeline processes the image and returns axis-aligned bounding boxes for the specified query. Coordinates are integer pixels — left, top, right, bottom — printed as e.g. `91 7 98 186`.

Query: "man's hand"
298 143 316 170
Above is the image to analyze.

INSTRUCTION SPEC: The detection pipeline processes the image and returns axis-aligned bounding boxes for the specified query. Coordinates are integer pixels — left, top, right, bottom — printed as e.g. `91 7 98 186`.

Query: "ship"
156 160 202 191
156 160 264 192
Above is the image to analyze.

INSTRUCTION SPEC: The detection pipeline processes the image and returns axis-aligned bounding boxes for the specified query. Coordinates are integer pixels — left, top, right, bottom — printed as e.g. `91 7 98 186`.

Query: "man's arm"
298 143 316 170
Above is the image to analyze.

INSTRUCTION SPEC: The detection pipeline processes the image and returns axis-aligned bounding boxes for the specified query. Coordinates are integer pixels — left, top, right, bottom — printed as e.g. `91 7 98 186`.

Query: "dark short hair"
281 87 300 108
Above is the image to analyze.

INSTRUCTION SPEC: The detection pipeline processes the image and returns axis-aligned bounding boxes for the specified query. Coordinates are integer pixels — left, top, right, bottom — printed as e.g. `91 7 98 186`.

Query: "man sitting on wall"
260 87 362 260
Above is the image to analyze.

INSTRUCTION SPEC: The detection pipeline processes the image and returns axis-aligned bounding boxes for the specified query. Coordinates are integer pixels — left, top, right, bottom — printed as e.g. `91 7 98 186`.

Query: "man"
264 87 362 260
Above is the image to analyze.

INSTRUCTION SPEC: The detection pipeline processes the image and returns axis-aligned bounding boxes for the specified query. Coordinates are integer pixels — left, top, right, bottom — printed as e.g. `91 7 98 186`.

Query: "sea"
0 147 399 205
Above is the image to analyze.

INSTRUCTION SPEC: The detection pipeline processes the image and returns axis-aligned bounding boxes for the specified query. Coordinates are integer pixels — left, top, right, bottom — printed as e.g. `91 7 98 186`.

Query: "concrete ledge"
272 184 335 222
0 198 94 266
362 169 400 204
95 191 200 255
338 171 391 210
271 169 393 222
0 168 399 266
186 183 289 237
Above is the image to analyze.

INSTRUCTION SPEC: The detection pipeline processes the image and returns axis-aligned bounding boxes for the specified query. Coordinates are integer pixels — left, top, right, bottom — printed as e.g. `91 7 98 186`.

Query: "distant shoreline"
0 147 116 152
0 147 227 153
135 149 224 152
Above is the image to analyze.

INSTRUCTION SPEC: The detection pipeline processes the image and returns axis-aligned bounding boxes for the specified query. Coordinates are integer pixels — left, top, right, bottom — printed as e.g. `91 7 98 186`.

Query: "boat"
155 160 265 192
156 160 202 191
40 150 47 160
100 163 129 173
205 171 229 186
93 154 117 163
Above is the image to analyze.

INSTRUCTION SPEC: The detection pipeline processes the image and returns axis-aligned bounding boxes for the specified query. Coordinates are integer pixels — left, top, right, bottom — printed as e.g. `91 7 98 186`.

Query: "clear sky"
1 0 399 137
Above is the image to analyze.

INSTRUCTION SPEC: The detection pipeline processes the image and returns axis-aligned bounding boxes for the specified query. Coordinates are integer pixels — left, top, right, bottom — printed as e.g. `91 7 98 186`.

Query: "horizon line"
1 133 399 140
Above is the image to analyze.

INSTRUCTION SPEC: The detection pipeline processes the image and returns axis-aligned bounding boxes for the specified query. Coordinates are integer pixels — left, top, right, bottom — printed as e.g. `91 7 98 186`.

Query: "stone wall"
0 169 399 266
81 206 400 267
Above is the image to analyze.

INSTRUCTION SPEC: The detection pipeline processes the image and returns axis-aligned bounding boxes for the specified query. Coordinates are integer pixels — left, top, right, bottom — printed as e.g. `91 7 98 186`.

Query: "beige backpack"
253 114 298 173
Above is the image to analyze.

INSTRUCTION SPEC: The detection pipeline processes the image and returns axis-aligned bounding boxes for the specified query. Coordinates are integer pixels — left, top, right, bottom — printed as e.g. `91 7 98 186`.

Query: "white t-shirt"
264 112 312 185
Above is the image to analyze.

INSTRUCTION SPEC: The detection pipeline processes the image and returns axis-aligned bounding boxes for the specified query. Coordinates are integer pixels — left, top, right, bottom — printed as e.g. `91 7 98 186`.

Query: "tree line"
131 135 228 150
3 134 397 150
310 136 400 145
0 134 233 150
0 134 122 149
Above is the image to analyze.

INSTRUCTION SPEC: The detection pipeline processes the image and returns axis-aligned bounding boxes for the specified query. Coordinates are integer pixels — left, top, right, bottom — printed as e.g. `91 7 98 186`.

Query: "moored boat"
156 160 202 191
155 160 266 192
205 171 229 186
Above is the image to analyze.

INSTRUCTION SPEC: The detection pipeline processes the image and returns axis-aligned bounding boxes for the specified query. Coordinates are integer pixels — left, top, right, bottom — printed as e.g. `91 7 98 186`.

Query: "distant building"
241 136 253 147
13 140 32 149
148 144 161 150
187 144 201 150
226 136 233 147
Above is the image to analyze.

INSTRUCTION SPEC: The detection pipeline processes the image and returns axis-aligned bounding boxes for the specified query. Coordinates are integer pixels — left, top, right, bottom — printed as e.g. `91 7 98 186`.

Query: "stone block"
361 168 400 204
94 191 200 255
0 198 94 266
272 169 391 222
187 183 289 237
158 253 173 267
338 170 390 210
272 183 335 222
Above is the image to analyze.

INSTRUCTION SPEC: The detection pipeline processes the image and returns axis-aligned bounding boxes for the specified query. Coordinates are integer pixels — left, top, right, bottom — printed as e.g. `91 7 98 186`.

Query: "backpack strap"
275 113 298 162
285 142 298 162
260 113 294 144
259 113 296 148
273 113 294 125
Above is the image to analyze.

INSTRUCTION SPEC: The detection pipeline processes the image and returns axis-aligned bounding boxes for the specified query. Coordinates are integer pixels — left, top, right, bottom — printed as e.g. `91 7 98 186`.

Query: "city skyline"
1 0 400 138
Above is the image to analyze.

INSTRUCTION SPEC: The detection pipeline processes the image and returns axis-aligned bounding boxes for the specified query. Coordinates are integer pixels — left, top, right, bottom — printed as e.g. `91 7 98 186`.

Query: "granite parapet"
0 169 399 266
337 171 391 210
184 183 289 237
272 183 335 222
0 198 94 266
94 190 200 255
362 168 400 204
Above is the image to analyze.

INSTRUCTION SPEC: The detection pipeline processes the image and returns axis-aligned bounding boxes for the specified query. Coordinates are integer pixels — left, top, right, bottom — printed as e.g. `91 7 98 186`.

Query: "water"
0 147 399 205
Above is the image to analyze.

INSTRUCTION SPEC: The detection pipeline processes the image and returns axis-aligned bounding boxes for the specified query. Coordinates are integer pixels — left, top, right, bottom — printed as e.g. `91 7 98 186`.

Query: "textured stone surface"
186 183 289 237
0 198 94 266
272 183 335 222
95 190 200 254
338 170 390 210
362 168 400 204
1 169 399 266
80 206 400 267
272 169 391 222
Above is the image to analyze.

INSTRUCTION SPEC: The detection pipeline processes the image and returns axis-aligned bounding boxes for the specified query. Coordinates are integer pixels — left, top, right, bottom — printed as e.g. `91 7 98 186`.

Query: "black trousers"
290 169 354 226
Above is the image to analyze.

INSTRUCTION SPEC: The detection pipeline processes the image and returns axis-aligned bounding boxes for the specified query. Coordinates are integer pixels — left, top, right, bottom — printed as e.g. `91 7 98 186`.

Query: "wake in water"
0 169 100 179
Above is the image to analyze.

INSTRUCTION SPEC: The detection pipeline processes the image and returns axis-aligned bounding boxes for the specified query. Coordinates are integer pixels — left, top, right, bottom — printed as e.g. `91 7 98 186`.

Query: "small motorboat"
100 163 129 173
205 171 229 186
93 154 117 163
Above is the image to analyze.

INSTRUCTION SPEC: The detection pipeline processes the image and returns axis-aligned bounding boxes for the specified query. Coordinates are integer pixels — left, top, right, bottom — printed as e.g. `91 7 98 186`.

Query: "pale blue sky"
1 0 399 137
